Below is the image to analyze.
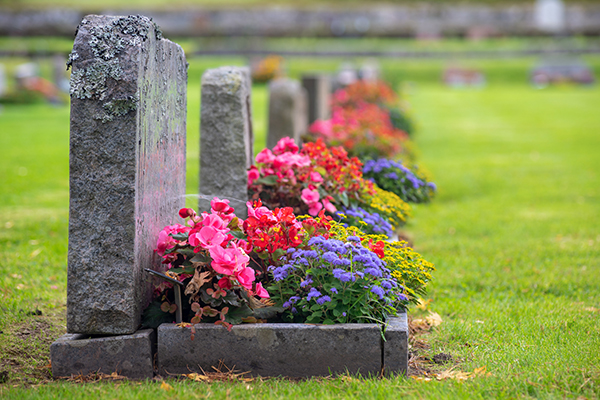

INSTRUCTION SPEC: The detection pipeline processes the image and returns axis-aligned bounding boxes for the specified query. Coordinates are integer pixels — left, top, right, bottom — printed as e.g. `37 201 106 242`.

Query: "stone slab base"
50 329 155 379
383 313 409 377
157 314 408 378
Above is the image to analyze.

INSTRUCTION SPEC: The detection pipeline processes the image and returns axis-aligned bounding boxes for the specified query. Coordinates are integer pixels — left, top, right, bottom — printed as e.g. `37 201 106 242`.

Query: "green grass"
1 55 600 397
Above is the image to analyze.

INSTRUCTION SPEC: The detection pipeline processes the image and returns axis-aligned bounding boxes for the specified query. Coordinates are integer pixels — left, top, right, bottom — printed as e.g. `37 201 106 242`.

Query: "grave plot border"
157 313 408 378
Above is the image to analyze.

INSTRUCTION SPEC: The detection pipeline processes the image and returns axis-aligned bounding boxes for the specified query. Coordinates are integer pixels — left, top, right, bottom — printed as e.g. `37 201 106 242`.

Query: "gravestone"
267 78 307 149
0 64 6 98
199 66 253 217
535 0 565 33
301 74 331 127
66 14 187 336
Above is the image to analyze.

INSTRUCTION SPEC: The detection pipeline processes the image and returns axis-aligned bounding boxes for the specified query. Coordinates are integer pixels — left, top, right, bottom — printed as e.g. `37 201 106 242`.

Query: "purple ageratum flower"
330 287 338 294
364 267 383 278
381 280 394 289
272 266 288 281
300 277 313 288
342 312 347 317
371 285 385 300
307 287 321 301
308 236 326 247
385 172 399 180
316 295 331 305
397 293 408 302
427 182 437 191
322 251 339 264
303 250 319 259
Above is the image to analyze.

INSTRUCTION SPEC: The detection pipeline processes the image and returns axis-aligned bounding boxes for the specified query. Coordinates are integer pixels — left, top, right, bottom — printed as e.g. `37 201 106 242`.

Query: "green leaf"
254 175 278 186
252 306 284 320
230 230 247 240
225 304 254 325
322 319 335 325
177 248 196 258
339 192 349 207
169 265 195 275
190 253 211 263
141 299 175 329
170 232 188 241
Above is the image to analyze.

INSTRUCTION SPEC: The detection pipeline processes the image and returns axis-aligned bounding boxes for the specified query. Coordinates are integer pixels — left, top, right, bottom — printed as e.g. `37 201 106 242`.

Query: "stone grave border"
51 14 409 380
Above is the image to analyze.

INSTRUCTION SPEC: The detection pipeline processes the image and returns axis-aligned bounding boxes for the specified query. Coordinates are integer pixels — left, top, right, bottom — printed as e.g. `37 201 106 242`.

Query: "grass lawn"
0 55 599 398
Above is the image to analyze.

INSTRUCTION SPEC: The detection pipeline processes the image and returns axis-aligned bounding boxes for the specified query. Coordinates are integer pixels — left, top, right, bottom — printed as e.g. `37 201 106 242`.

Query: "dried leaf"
416 298 432 311
185 373 209 382
184 270 211 299
425 312 443 327
160 381 173 391
411 376 432 382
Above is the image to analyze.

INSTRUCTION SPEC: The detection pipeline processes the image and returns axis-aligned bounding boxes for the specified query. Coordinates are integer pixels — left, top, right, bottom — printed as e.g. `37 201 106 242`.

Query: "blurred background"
0 0 599 105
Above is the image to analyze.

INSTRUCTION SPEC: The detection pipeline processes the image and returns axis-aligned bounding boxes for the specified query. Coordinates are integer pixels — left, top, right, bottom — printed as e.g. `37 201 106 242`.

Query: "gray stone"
0 64 5 97
383 313 409 377
158 322 382 378
50 329 155 379
301 74 331 127
267 78 307 149
67 15 187 335
199 66 253 218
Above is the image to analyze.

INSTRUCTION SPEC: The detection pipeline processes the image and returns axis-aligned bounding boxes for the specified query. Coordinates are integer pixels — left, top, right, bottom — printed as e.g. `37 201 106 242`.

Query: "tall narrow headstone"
67 15 187 335
267 78 307 149
199 66 253 218
0 64 6 98
301 74 331 127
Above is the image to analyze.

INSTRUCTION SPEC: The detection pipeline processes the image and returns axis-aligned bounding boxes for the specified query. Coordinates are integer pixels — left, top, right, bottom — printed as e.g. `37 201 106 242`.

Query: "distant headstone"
0 64 6 97
302 74 331 127
199 66 253 218
67 15 187 335
535 0 565 33
360 59 380 83
267 78 307 149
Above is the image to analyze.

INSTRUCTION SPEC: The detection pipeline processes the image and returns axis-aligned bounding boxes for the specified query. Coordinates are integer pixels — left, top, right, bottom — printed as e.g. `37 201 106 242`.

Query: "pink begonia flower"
301 188 320 205
179 208 195 219
254 282 270 298
211 197 234 214
155 224 190 255
189 226 226 249
309 171 323 183
234 266 255 290
246 201 276 222
209 244 249 276
261 167 274 176
273 137 299 155
247 165 260 186
237 239 253 254
201 213 229 233
309 119 333 138
217 276 232 290
308 201 323 216
255 148 275 164
322 197 337 213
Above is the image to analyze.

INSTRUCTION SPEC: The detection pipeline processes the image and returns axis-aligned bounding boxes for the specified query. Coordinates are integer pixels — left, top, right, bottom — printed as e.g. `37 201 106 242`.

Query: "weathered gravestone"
0 64 6 98
199 66 253 218
267 78 307 149
66 15 187 336
301 74 331 127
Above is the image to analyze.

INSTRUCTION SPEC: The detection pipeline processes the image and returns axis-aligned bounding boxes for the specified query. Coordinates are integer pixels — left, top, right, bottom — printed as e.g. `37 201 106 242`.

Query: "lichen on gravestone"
67 15 164 123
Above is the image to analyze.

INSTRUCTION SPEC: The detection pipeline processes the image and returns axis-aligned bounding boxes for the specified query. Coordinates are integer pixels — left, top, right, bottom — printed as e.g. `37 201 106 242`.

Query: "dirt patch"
0 307 66 386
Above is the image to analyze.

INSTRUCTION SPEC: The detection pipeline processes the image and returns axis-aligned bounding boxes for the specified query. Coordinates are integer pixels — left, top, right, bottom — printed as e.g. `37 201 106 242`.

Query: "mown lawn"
0 56 599 398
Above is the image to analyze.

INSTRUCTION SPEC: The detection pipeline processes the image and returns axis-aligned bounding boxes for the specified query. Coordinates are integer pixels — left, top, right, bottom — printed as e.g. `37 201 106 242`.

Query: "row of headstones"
65 15 333 337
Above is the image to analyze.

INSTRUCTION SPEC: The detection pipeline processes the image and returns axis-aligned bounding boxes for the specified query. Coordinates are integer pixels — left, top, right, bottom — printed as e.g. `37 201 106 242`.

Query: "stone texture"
301 74 331 127
383 313 409 377
267 78 307 149
67 15 187 335
158 322 382 378
199 66 253 218
51 329 155 379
